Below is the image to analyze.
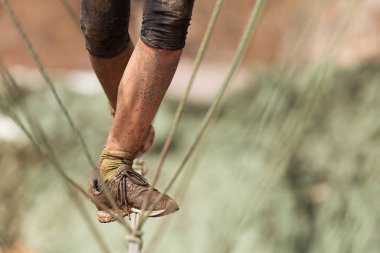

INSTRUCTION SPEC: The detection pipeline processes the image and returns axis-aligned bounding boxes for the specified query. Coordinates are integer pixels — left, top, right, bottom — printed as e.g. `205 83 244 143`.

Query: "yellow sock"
99 149 135 182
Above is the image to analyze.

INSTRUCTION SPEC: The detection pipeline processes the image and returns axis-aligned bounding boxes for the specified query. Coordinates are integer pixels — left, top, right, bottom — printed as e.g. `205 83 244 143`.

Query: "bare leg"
80 0 132 111
106 39 182 153
86 0 193 222
90 39 181 222
89 42 134 111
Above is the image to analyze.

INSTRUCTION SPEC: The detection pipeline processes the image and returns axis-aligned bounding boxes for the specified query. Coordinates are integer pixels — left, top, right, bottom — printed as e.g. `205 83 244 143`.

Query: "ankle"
105 138 140 154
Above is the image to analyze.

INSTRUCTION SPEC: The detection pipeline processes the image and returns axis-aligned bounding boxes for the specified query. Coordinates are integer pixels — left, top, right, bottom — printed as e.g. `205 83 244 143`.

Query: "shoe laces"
114 164 149 212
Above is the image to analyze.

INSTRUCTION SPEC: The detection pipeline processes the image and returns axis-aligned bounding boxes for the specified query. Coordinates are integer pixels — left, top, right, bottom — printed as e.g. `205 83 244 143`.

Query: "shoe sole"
97 207 175 223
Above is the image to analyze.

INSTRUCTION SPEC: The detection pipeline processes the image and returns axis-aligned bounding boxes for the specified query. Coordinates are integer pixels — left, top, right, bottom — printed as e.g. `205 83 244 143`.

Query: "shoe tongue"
121 166 149 186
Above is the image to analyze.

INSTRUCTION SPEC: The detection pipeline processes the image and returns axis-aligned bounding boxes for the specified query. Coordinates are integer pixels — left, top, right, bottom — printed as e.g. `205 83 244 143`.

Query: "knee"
141 0 195 50
80 21 130 58
80 0 131 58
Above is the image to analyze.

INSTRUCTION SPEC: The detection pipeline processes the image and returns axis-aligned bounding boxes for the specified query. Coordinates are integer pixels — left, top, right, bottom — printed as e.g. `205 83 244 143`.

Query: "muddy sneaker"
89 150 179 223
89 164 179 223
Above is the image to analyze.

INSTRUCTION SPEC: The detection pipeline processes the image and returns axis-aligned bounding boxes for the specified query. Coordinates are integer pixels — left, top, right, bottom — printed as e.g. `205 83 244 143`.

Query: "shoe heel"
97 210 115 223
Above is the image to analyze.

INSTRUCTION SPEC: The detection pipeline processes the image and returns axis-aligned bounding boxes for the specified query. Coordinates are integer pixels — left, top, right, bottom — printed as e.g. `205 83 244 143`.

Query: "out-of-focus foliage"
0 59 379 253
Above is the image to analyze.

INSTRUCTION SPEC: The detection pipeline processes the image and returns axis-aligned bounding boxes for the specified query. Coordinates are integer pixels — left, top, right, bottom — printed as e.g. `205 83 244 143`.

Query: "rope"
125 234 143 247
208 66 334 253
205 1 360 242
1 0 266 250
126 229 143 253
0 0 95 170
0 95 131 230
136 0 266 231
0 62 131 232
0 0 131 231
203 3 358 246
137 0 225 226
199 4 344 243
0 69 113 237
1 0 375 252
144 133 211 253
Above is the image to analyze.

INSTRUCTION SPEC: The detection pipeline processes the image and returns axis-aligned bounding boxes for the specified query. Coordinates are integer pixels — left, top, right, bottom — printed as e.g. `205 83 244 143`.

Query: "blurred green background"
1 0 380 253
1 60 380 253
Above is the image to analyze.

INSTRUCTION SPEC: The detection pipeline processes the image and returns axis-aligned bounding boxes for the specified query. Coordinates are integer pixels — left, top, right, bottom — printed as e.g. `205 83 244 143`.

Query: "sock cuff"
102 149 136 161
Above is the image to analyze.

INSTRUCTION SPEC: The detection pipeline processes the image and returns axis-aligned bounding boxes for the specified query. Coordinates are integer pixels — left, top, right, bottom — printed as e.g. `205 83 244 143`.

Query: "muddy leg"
106 40 182 152
89 44 134 111
80 0 132 110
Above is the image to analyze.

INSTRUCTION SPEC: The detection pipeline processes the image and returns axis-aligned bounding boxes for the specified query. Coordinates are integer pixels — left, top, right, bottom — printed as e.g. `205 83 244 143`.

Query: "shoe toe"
156 195 179 216
165 197 179 214
133 194 179 217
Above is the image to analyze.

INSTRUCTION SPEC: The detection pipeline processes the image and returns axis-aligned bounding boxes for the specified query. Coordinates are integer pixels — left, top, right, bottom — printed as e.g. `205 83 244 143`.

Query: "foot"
89 164 179 223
